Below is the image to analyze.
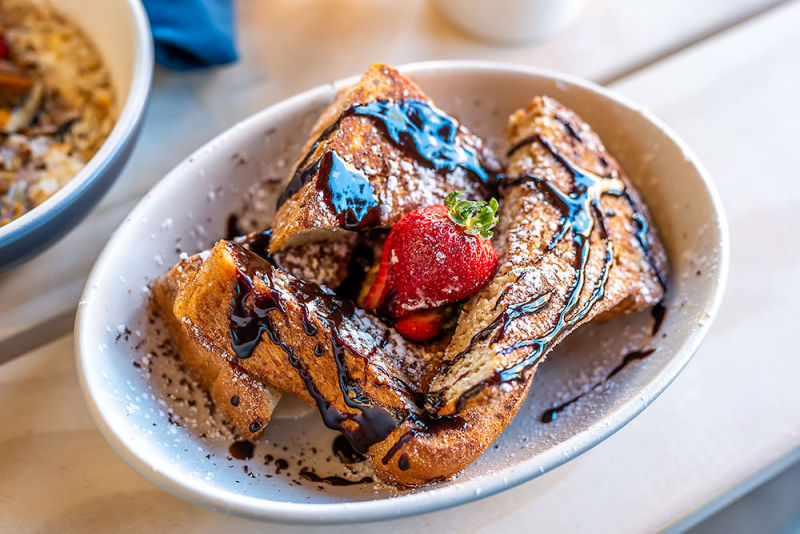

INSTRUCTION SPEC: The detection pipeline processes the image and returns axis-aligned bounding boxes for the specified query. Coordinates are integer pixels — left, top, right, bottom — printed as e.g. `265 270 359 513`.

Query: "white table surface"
1 0 798 531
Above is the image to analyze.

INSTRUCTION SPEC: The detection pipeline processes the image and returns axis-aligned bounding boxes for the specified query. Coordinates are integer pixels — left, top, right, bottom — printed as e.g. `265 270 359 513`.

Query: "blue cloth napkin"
142 0 238 70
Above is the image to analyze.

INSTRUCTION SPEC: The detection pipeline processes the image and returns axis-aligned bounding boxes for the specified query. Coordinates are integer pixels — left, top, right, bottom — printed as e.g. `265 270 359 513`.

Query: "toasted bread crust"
270 63 500 252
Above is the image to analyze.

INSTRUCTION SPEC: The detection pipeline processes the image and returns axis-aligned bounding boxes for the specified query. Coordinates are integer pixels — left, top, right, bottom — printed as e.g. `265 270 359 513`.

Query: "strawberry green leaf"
444 191 499 239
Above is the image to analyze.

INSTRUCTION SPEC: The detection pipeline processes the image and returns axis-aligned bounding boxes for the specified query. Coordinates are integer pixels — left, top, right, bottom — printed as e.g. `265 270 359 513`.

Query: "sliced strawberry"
362 248 390 310
394 308 446 342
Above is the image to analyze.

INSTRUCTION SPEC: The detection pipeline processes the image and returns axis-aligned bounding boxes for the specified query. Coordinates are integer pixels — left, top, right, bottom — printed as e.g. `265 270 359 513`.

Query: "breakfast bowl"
0 0 153 270
76 60 728 523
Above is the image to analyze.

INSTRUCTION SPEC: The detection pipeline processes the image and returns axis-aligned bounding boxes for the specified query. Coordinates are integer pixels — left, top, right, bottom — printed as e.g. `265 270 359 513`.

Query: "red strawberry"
0 34 7 60
394 308 447 342
363 191 499 341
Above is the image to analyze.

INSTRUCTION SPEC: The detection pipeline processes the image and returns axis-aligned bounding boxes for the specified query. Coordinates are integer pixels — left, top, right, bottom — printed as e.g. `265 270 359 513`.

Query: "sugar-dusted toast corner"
269 63 501 253
151 256 282 440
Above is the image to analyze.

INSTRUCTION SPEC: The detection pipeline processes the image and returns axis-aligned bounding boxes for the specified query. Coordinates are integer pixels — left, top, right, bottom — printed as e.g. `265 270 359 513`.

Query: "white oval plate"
76 61 728 523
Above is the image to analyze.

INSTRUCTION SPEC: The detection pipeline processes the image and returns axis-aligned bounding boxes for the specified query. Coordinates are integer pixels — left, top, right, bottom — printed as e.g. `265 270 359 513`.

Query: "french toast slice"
269 63 501 252
151 231 359 439
172 242 451 479
169 96 667 486
428 96 668 410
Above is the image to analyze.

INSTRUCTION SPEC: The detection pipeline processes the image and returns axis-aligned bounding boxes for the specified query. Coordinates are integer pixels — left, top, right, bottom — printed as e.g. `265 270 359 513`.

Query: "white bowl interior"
76 62 727 523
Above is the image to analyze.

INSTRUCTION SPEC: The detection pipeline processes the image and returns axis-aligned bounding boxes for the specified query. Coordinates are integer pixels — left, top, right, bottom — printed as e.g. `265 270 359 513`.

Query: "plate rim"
75 59 730 524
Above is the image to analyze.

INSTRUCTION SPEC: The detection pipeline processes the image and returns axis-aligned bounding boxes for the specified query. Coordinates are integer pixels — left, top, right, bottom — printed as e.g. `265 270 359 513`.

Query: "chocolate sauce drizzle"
228 250 400 453
229 227 276 265
299 468 374 486
276 99 492 223
398 453 410 471
312 151 380 229
229 440 255 460
228 269 284 360
434 134 666 411
238 229 274 261
554 114 582 142
540 348 656 423
346 99 490 182
651 301 667 335
274 458 289 474
226 214 245 240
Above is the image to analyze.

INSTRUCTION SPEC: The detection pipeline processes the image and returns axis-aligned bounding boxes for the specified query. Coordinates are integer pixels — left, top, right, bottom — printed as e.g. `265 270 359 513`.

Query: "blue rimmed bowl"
0 0 153 270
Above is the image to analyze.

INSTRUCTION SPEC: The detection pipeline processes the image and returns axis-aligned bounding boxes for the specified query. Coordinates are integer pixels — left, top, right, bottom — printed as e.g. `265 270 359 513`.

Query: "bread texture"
269 63 500 252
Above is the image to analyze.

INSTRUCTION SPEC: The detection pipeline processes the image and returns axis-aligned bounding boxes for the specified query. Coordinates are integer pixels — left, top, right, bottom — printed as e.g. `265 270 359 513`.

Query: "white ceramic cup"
434 0 585 43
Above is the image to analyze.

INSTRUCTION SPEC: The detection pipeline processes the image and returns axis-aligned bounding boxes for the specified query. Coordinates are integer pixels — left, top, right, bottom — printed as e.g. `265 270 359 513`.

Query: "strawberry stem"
444 191 499 239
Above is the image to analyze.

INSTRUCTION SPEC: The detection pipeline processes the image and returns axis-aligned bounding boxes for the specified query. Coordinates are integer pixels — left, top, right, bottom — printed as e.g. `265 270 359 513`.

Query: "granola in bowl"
0 0 115 225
